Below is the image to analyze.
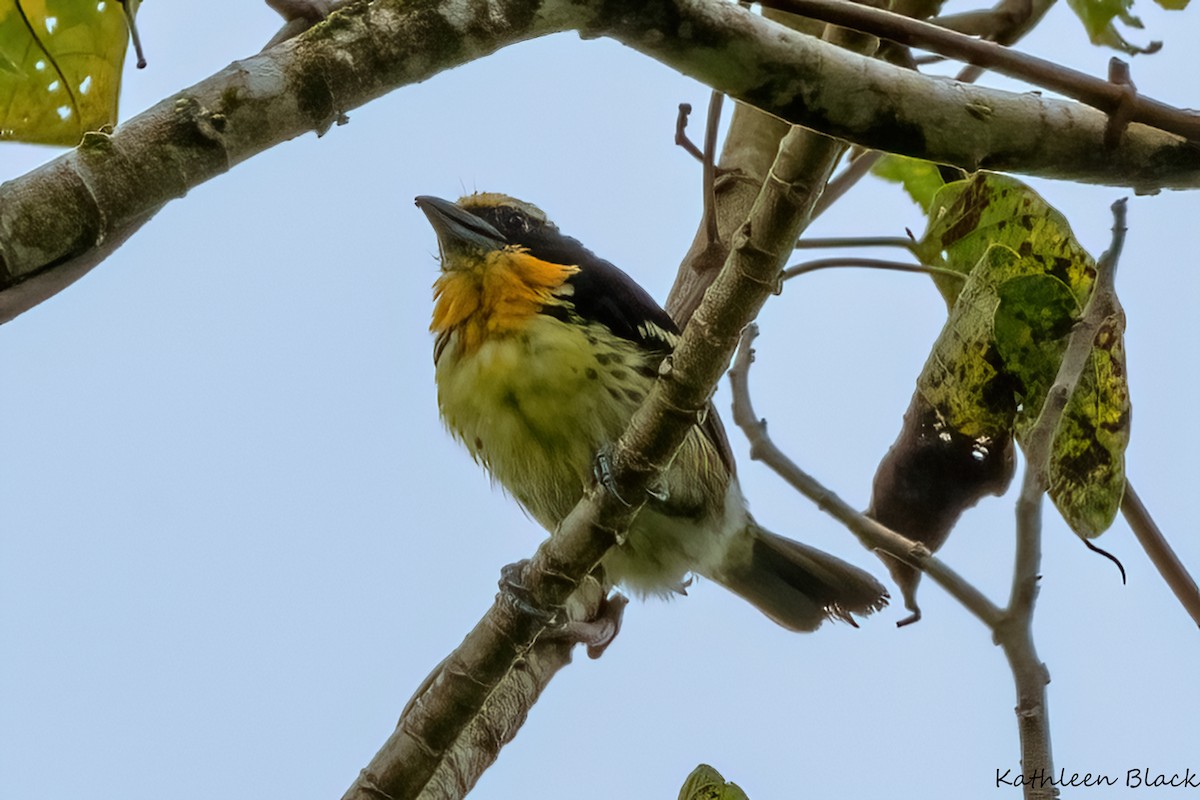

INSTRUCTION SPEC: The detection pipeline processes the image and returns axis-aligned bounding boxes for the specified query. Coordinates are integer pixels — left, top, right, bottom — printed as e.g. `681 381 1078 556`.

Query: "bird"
415 192 888 631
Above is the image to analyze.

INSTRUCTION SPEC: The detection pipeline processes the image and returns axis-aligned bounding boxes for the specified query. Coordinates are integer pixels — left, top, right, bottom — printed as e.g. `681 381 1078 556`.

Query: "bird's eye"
504 209 530 233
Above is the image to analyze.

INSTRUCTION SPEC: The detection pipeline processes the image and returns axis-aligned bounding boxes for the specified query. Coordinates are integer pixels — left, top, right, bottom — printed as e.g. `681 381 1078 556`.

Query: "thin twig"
1121 481 1200 629
703 91 725 246
675 103 706 162
757 0 1200 142
729 324 1005 628
794 235 916 251
933 0 1056 44
782 257 966 282
813 150 882 219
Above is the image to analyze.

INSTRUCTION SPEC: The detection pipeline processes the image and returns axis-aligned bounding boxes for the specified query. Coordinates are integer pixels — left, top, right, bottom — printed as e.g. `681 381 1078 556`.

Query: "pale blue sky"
2 3 1198 798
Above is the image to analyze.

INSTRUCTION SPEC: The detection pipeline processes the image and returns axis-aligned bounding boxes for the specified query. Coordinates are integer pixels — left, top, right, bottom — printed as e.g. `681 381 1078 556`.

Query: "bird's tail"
715 524 889 632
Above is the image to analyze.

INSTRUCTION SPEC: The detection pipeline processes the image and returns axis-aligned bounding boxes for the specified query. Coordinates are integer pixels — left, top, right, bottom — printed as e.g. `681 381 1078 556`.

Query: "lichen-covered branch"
759 0 1200 142
3 0 1198 323
591 0 1197 190
0 0 572 323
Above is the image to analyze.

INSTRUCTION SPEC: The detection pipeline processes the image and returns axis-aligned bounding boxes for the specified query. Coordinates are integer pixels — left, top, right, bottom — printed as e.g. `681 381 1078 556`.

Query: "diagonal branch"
1121 481 1200 629
728 324 1004 628
342 59 849 800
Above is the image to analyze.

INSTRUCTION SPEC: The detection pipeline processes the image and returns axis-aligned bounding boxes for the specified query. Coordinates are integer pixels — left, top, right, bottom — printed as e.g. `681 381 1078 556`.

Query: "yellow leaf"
0 0 132 146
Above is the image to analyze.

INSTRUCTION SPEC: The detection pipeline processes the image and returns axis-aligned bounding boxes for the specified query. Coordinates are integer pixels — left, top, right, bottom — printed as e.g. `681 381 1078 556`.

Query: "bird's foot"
263 0 334 49
543 592 629 659
500 561 627 658
497 559 560 624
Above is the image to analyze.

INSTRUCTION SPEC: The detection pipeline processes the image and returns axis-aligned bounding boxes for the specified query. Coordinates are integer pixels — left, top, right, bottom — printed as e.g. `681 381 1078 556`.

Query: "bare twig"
262 0 339 50
794 235 916 251
703 91 725 246
729 324 1004 627
813 150 883 219
933 0 1056 46
1122 481 1200 629
757 0 1200 142
782 257 966 282
675 103 706 162
665 9 883 324
1104 57 1139 149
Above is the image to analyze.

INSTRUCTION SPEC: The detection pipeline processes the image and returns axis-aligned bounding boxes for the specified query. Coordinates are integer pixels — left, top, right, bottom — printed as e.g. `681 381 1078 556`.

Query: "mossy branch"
3 0 1199 323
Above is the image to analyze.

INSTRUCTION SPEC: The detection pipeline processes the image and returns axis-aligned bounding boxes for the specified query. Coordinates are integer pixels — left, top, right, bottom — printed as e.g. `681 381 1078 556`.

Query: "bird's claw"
500 561 628 658
593 447 631 507
498 559 560 624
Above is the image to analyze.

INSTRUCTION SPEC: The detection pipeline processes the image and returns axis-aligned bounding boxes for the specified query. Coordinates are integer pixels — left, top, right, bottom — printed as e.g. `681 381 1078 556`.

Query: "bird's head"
415 191 681 359
415 193 579 352
415 193 557 267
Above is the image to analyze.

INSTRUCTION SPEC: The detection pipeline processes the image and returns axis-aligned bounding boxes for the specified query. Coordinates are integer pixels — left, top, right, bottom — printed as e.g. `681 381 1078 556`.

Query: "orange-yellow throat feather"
431 248 578 353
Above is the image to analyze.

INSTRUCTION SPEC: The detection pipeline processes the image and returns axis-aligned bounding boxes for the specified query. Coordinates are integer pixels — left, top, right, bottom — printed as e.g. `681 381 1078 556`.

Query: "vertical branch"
702 90 725 246
999 198 1128 799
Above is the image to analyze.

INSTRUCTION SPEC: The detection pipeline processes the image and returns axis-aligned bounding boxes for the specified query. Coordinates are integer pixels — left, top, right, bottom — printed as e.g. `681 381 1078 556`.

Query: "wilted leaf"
0 0 134 146
872 173 1131 614
916 174 1129 537
872 155 945 213
1046 318 1130 536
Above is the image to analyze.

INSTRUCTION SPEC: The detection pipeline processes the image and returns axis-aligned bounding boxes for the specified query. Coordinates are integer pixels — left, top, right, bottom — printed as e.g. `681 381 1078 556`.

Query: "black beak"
415 195 507 251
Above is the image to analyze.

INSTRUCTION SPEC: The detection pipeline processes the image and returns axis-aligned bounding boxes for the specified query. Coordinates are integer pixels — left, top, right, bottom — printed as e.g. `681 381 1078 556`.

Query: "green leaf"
916 173 1096 309
1064 0 1166 54
1045 317 1130 536
997 274 1130 536
913 174 1131 537
917 245 1030 442
872 155 945 213
678 765 750 800
0 0 134 146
